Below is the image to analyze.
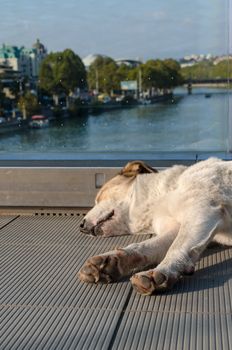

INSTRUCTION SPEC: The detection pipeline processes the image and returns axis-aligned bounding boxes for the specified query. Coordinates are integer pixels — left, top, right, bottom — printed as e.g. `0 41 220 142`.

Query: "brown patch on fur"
119 161 158 177
95 161 157 203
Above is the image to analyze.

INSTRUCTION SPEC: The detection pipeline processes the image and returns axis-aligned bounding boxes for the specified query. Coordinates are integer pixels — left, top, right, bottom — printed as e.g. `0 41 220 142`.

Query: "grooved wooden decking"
1 214 232 350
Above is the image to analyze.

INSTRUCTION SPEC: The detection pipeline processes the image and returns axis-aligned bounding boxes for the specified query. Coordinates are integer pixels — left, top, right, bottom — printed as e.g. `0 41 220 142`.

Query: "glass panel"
0 0 231 158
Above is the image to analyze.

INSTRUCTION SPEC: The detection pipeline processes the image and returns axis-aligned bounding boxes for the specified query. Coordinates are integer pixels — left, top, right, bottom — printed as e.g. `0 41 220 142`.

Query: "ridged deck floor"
1 213 232 350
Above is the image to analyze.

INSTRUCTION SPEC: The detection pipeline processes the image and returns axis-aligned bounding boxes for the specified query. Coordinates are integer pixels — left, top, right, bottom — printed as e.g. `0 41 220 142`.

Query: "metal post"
227 0 232 152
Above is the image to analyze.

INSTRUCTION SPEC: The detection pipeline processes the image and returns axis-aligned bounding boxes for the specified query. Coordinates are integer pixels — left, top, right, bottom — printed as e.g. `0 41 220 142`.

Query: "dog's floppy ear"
119 161 158 177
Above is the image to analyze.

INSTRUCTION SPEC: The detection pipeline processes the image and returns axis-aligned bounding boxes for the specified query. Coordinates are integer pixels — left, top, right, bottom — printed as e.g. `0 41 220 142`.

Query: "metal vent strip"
34 212 86 217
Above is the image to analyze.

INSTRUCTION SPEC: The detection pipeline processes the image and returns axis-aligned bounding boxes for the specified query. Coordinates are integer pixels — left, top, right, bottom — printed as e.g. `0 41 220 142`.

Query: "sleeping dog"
78 158 232 295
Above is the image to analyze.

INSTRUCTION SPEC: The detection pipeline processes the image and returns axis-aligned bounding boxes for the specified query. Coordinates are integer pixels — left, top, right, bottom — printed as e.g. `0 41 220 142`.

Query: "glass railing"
0 0 231 163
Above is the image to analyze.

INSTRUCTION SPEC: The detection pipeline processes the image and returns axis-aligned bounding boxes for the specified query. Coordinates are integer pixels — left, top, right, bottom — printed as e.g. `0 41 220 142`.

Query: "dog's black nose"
80 219 85 229
80 219 89 233
80 219 92 234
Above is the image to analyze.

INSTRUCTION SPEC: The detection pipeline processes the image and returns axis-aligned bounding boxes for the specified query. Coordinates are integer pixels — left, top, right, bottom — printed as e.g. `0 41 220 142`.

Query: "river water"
0 87 231 155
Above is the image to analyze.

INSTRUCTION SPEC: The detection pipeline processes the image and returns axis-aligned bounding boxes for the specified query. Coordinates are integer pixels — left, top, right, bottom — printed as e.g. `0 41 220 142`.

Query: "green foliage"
213 61 232 78
40 51 183 98
87 56 182 94
181 60 232 80
18 92 41 118
87 56 139 93
141 60 164 89
163 59 184 87
114 64 138 86
87 56 119 93
39 49 87 96
141 59 183 90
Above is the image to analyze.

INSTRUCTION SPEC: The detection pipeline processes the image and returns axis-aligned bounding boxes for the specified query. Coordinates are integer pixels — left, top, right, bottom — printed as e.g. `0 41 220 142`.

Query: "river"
0 87 231 155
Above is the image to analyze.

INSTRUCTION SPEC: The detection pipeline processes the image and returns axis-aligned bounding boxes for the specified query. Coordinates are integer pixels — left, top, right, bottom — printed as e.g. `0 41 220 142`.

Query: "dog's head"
80 161 158 236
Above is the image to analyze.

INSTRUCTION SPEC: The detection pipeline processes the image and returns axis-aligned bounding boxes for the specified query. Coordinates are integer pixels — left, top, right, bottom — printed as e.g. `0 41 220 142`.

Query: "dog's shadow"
169 246 232 295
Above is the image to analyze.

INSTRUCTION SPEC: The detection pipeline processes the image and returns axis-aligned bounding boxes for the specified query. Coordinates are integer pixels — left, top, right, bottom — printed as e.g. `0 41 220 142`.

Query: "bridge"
184 78 232 84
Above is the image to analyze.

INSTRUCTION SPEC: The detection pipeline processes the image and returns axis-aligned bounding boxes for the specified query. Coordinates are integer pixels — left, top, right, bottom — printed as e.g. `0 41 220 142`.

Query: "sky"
0 0 231 60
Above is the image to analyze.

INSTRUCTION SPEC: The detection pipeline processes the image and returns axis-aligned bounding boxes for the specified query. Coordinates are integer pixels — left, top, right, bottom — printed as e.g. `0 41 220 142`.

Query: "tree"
87 56 119 94
142 60 164 90
39 49 87 105
213 60 232 79
162 59 183 88
181 60 232 80
116 64 131 82
87 56 142 94
115 64 138 83
141 59 183 93
18 92 41 119
87 56 183 96
181 61 214 80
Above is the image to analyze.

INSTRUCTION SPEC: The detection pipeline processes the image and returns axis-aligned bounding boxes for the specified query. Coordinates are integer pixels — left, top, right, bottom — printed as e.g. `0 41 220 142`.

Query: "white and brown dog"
78 158 232 295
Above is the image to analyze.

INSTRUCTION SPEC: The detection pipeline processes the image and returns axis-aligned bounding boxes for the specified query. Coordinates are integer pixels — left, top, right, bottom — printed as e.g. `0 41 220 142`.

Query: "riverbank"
0 93 174 134
0 88 230 153
86 92 174 113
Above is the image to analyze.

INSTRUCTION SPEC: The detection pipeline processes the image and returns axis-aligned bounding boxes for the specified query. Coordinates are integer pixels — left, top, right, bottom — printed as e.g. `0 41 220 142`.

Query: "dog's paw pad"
78 254 121 284
130 269 177 295
78 260 101 283
130 272 156 295
152 270 166 285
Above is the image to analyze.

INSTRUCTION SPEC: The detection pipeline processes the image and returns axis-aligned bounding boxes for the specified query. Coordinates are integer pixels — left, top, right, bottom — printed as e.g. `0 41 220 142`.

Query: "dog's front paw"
130 271 156 295
131 269 178 295
78 252 124 284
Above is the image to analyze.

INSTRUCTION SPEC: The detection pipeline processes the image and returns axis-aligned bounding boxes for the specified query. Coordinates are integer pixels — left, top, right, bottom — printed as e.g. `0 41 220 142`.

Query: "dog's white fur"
78 158 232 295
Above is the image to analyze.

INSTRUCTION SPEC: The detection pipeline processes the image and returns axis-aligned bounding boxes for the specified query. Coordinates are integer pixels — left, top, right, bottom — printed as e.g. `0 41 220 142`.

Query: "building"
0 63 20 79
0 63 21 98
213 55 232 65
179 54 214 68
82 54 142 70
0 45 20 72
115 58 142 68
82 54 109 69
0 39 47 78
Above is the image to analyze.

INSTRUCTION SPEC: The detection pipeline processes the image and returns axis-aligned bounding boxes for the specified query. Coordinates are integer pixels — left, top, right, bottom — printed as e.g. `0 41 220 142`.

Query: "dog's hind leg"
131 202 226 295
78 219 179 284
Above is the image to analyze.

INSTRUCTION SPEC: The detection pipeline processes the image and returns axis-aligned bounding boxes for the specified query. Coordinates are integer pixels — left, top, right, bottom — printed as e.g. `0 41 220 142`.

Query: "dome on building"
33 39 47 54
82 54 99 68
82 54 109 68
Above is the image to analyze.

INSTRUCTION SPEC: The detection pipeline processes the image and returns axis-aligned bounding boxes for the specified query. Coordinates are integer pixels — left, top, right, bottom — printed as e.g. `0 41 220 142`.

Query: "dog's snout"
80 218 95 235
80 219 89 234
80 210 115 236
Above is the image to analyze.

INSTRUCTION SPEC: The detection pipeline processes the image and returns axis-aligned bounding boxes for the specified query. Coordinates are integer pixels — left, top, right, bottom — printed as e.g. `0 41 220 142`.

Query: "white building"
0 39 47 78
